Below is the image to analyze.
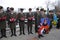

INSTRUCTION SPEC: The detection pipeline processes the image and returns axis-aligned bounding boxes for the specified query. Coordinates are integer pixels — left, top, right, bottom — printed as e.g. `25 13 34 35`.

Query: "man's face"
0 9 3 13
36 10 39 13
29 10 32 13
20 11 23 13
10 10 14 13
40 11 45 14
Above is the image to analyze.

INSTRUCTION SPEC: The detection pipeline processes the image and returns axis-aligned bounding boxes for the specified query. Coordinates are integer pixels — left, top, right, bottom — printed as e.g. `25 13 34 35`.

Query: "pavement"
0 24 60 40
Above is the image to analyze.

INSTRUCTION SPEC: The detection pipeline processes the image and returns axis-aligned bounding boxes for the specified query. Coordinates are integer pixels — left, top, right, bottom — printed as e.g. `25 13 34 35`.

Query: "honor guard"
27 8 33 34
0 6 7 38
34 8 41 33
17 8 25 35
8 7 17 37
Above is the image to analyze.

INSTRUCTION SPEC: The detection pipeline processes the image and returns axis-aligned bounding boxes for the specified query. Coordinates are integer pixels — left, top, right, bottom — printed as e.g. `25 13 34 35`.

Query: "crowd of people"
0 6 60 39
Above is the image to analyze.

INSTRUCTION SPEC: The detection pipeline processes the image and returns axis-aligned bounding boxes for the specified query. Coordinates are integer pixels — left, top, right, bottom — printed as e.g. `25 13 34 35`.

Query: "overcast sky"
0 0 57 12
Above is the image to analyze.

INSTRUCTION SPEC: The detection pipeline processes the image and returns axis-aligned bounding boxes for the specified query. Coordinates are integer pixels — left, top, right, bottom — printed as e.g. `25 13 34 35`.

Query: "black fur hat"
10 7 14 10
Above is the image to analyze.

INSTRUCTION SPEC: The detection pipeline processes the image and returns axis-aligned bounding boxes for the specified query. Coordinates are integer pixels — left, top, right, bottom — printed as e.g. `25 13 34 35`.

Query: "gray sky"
0 0 57 12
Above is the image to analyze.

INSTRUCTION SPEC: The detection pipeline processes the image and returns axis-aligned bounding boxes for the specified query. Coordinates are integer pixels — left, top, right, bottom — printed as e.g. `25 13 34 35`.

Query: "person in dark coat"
27 8 33 34
17 8 25 35
56 11 60 29
47 10 53 30
0 6 7 38
7 7 17 37
34 8 41 33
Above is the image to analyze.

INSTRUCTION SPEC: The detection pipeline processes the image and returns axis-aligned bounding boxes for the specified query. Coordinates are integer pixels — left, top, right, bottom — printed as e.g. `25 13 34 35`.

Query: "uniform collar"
10 12 14 14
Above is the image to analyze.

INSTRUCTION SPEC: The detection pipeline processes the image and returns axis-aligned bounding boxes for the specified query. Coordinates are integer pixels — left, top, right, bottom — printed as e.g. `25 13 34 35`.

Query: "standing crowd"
0 6 60 39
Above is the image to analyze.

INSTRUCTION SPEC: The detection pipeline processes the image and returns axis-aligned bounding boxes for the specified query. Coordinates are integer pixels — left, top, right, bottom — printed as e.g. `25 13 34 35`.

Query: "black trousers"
10 28 16 35
28 22 32 33
49 21 52 30
19 21 25 34
35 24 38 32
56 21 60 29
49 24 52 30
35 21 38 33
1 28 6 36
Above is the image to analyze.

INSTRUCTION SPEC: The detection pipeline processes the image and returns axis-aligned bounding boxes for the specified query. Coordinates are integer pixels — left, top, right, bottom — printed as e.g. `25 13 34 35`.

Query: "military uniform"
7 8 17 37
0 6 7 38
34 8 41 33
27 8 33 34
17 8 25 35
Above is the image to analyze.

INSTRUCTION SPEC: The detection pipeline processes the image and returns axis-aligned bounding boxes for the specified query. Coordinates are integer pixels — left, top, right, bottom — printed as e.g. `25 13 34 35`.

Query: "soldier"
17 8 25 35
0 6 7 38
47 10 54 30
27 8 33 34
8 7 17 37
34 8 41 33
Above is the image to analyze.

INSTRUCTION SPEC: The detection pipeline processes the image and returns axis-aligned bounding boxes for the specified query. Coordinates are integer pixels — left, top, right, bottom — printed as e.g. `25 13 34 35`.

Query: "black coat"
34 12 41 25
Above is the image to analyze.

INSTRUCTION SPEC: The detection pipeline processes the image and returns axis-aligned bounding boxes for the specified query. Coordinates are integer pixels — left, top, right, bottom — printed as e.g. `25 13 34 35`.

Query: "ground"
0 24 60 40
